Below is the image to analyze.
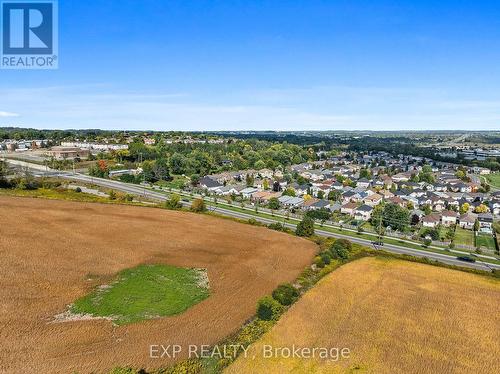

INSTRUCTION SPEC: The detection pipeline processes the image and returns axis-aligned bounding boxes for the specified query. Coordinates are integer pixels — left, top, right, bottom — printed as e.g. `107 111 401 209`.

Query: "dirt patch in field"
226 257 500 374
0 196 316 374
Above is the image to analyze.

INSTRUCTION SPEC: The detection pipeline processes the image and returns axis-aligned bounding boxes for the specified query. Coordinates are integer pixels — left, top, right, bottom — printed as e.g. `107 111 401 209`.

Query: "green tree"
169 153 187 175
165 194 181 209
330 241 350 260
359 168 372 179
254 160 266 170
328 189 341 202
0 160 7 186
268 197 280 211
474 219 480 232
257 296 284 321
422 165 433 173
306 208 331 223
191 198 207 212
383 203 410 232
153 157 170 181
263 179 270 190
296 216 315 237
409 173 420 183
455 170 466 180
272 284 299 306
282 188 296 197
245 173 254 187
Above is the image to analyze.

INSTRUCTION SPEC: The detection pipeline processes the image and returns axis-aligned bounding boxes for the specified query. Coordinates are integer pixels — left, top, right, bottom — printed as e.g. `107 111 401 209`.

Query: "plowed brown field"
0 196 316 374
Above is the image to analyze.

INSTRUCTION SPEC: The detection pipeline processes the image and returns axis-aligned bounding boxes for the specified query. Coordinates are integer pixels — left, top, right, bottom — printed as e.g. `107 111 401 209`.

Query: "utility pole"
378 217 383 246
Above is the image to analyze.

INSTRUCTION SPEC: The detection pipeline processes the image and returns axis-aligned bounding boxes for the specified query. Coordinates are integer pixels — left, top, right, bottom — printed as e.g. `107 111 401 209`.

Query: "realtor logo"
1 0 58 69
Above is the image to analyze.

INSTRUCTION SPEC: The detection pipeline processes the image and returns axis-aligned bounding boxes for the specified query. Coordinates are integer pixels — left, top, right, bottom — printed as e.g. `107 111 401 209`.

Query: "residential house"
379 190 394 200
215 185 240 196
354 204 373 221
309 199 331 210
199 176 223 191
341 190 358 204
422 213 441 228
328 202 342 212
356 178 371 189
392 172 411 182
341 202 357 216
478 213 494 234
459 212 477 230
302 198 320 210
250 191 276 202
388 196 405 208
490 200 500 216
441 210 459 226
258 168 274 179
240 187 259 199
363 193 383 207
278 196 304 208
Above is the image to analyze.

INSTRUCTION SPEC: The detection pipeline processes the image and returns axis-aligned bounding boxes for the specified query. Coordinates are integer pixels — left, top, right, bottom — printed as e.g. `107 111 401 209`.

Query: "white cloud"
0 111 19 118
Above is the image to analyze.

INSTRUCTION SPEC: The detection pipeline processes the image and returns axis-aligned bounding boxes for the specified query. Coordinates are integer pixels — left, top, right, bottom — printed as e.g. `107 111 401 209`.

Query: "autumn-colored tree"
191 198 207 212
98 159 108 172
460 203 470 214
474 204 488 213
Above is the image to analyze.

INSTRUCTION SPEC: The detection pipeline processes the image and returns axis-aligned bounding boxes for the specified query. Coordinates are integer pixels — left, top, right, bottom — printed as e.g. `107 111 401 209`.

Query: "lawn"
476 233 497 251
0 187 110 202
156 175 189 190
485 172 500 189
71 264 210 325
454 227 474 247
226 257 500 374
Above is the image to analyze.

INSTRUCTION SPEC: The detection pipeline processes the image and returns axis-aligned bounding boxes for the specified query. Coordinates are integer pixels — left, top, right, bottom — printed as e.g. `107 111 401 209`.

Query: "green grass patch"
0 187 110 202
455 227 474 247
71 264 209 325
476 234 497 251
485 172 500 189
156 176 189 190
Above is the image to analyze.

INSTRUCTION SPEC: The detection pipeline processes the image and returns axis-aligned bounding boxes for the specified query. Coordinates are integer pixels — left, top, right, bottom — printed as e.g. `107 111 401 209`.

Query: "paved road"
3 159 498 272
56 172 500 272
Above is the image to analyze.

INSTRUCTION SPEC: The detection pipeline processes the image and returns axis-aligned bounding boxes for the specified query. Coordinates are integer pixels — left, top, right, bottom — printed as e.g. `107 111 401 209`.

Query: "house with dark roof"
354 204 373 221
356 178 371 188
478 213 493 234
199 176 223 191
309 199 331 210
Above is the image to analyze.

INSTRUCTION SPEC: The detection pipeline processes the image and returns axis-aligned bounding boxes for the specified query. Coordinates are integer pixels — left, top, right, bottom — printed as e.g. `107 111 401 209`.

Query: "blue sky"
1 0 500 131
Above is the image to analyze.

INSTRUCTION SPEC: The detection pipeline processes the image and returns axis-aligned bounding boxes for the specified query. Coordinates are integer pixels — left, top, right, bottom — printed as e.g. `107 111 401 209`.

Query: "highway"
3 158 499 272
60 172 500 272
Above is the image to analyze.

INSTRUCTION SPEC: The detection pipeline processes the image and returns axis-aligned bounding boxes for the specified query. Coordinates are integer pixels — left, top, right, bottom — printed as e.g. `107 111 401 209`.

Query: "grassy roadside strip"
108 213 500 374
199 200 500 265
0 187 153 207
152 187 497 257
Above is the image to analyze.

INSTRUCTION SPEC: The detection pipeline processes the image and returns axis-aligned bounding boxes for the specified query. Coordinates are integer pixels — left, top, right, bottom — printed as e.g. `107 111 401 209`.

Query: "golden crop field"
226 257 500 374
